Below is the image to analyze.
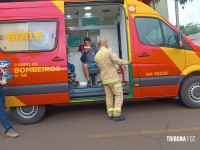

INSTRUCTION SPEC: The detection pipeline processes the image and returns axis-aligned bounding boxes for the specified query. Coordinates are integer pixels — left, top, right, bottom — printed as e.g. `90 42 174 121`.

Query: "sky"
167 0 200 26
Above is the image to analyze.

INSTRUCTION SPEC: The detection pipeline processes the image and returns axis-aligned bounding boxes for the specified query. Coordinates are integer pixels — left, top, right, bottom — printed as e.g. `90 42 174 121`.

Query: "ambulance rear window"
0 20 57 52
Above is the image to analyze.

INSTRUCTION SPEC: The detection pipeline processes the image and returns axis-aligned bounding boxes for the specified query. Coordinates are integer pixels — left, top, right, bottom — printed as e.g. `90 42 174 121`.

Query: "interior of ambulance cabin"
65 3 130 97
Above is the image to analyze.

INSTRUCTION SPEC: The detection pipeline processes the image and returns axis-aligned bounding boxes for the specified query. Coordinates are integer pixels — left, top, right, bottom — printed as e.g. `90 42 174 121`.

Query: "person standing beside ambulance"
95 38 131 122
0 67 19 138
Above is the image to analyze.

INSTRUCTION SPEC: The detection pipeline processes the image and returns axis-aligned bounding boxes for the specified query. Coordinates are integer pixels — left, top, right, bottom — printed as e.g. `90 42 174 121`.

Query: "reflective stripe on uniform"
114 83 122 88
114 107 121 112
107 107 114 113
102 77 120 84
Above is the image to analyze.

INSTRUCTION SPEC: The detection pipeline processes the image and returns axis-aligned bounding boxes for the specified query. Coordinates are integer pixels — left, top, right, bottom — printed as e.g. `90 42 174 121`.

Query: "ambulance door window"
0 20 57 52
0 22 27 51
135 18 164 46
28 21 57 51
161 22 178 48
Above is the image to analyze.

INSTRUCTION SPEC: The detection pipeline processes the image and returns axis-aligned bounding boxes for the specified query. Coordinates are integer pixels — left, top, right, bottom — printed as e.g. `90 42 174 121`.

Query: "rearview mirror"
178 32 184 49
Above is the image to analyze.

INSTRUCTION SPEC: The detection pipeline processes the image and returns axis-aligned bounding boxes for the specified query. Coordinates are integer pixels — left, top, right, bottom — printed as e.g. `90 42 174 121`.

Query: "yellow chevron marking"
161 47 186 71
182 51 200 75
5 96 25 107
185 51 200 65
162 48 200 76
182 65 200 75
52 1 64 14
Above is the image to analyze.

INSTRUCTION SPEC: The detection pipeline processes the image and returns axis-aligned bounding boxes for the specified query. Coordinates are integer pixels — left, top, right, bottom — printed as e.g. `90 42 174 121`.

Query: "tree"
178 0 193 5
180 25 185 32
180 23 200 36
153 0 193 5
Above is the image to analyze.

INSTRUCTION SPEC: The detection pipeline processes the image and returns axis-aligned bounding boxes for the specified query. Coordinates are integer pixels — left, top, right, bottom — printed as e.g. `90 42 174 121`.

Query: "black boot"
108 116 113 120
113 115 125 122
87 80 92 87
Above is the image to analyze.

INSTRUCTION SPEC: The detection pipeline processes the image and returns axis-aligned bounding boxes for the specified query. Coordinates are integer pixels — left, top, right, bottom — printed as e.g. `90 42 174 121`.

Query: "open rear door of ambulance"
0 1 69 124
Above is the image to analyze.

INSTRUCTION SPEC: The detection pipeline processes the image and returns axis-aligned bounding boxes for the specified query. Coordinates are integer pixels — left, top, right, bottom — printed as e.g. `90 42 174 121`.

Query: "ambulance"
1 0 200 124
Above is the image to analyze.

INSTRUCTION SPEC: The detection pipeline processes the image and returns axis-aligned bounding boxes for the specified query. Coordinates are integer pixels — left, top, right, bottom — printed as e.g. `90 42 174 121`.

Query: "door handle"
137 53 150 57
51 57 65 61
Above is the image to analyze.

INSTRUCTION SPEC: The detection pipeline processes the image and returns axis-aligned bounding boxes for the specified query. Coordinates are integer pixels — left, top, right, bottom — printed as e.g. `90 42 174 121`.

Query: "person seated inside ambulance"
80 37 98 87
65 27 71 55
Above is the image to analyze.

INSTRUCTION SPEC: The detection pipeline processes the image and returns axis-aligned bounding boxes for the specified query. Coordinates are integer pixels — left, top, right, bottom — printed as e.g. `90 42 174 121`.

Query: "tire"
10 105 46 125
180 76 200 108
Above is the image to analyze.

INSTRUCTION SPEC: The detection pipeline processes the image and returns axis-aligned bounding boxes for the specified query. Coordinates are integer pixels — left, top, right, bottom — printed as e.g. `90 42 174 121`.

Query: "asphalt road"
1 98 200 150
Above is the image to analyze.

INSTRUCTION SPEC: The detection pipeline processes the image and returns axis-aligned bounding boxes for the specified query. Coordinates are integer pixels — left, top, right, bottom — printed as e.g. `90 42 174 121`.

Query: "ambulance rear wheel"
180 76 200 108
10 105 46 125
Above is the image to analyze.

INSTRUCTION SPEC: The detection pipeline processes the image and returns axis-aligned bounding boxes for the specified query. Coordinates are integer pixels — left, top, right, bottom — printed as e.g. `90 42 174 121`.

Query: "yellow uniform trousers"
104 81 123 117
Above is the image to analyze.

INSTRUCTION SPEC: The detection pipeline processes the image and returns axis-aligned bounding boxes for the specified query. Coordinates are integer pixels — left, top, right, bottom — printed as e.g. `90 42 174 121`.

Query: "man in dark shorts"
80 37 98 87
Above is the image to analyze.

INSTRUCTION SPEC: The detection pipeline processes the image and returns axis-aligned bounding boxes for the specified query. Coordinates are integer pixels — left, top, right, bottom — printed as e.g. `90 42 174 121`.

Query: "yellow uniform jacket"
94 46 130 84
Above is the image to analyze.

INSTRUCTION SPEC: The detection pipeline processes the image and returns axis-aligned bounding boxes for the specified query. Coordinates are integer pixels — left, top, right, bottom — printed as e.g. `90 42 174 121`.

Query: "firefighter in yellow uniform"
95 38 131 121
